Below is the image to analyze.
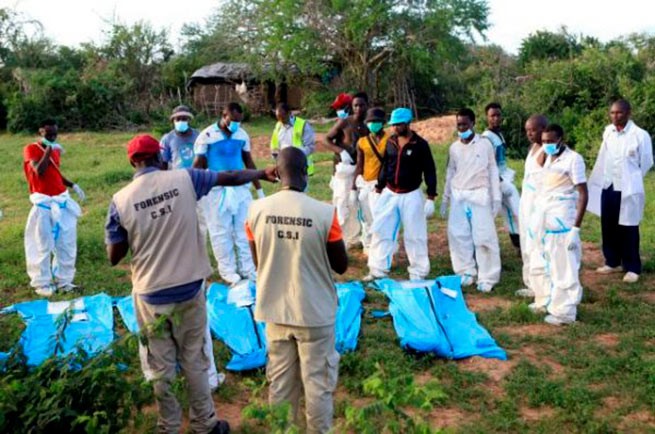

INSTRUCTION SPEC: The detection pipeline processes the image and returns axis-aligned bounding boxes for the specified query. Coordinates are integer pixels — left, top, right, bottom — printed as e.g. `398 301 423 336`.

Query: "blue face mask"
228 121 240 133
367 122 383 134
458 129 474 140
174 121 189 133
543 142 560 155
337 109 348 119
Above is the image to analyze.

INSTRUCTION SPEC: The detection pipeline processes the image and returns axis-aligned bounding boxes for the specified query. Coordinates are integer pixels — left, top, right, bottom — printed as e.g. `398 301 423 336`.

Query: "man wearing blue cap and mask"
365 107 437 281
527 124 588 325
441 108 501 292
193 102 264 285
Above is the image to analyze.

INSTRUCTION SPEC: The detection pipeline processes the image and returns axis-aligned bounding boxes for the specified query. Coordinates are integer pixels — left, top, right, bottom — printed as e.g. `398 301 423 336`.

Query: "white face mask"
458 129 474 140
174 121 189 133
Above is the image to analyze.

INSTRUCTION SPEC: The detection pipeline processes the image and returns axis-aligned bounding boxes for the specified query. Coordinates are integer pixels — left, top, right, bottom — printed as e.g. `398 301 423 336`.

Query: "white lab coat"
587 121 653 226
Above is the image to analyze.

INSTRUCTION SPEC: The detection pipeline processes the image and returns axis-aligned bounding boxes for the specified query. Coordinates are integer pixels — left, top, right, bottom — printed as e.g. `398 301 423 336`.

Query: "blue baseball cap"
389 107 413 125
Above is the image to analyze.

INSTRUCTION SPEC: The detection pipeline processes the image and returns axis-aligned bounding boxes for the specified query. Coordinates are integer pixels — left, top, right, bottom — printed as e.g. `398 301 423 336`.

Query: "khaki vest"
270 118 315 175
248 190 337 327
113 169 212 295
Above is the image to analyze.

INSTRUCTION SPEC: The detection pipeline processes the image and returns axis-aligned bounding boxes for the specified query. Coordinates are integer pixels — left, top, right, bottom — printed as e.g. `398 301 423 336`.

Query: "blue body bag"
1 293 115 366
372 277 507 360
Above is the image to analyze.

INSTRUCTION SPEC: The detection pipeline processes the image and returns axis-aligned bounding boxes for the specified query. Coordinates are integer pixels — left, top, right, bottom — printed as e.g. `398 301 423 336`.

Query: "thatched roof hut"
188 62 303 117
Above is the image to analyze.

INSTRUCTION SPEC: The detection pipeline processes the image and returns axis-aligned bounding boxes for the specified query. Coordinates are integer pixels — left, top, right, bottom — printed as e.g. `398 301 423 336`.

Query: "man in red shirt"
23 119 86 297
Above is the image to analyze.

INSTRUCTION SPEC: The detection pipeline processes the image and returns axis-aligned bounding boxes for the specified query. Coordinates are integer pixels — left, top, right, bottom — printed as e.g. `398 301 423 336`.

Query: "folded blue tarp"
204 280 367 371
372 277 507 360
0 293 115 366
206 281 267 371
335 282 366 353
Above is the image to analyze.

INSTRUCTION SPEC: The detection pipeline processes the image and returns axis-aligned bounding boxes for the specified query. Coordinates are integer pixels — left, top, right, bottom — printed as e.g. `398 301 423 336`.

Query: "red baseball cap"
127 134 161 161
330 93 353 110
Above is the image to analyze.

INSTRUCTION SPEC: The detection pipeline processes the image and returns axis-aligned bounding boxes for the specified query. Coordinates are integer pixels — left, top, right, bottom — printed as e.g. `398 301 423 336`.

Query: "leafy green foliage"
343 362 446 433
242 402 299 434
0 334 151 433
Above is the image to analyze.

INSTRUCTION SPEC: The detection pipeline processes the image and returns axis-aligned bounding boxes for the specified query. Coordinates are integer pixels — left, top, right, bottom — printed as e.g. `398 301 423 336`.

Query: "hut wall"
192 83 269 117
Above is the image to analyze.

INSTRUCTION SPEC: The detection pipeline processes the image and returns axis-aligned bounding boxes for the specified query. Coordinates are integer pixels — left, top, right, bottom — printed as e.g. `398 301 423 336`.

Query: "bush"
0 335 151 433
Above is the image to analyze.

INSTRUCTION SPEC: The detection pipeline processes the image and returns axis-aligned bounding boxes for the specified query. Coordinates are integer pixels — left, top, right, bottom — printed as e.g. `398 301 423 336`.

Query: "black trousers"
600 185 641 274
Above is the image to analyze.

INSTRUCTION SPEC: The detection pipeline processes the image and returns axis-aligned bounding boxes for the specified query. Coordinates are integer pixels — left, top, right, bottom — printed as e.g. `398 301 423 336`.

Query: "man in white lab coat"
587 99 653 283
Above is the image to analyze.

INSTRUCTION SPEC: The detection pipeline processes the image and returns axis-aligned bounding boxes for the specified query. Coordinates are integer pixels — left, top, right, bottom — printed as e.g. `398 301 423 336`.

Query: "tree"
199 0 489 110
518 28 582 66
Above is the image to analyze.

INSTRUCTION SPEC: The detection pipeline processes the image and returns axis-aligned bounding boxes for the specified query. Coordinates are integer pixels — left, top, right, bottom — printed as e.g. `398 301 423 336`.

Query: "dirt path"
249 115 457 159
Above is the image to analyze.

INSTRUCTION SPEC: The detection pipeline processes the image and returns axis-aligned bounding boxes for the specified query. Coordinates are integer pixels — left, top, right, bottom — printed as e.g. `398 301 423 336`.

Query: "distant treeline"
1 3 654 161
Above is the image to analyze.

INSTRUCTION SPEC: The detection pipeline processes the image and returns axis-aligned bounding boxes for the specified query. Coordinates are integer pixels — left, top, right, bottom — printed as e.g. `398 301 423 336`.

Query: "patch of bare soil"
412 115 458 145
457 356 514 397
215 398 248 431
639 291 655 305
520 406 556 422
250 133 332 160
428 228 450 260
497 323 559 338
619 410 655 431
458 356 515 383
465 294 513 313
601 396 623 412
580 241 615 292
518 345 565 378
595 333 620 348
248 114 457 160
428 407 472 429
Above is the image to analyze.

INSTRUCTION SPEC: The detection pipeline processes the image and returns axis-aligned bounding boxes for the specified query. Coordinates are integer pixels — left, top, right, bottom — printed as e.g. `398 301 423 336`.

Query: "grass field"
1 121 655 433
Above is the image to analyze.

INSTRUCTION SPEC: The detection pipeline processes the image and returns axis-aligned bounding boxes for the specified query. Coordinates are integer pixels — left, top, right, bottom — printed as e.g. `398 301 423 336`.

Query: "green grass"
1 131 655 432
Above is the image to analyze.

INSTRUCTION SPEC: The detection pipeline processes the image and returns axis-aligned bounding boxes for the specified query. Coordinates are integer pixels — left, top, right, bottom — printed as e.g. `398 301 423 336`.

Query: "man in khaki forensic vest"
105 134 276 434
246 147 348 434
270 102 316 175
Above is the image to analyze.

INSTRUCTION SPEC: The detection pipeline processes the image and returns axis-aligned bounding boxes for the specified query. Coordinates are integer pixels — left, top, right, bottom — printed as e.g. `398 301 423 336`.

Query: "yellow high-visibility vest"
270 117 315 175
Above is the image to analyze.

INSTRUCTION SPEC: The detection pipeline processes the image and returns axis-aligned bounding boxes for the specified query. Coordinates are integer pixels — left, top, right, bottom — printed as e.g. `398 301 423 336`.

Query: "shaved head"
277 147 308 190
526 114 548 128
612 99 631 112
525 114 549 145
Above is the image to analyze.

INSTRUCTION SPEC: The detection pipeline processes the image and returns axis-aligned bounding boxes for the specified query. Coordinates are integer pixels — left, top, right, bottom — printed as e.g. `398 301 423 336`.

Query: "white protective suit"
528 147 586 321
519 145 545 288
355 176 380 251
204 185 255 284
367 188 429 280
444 135 501 286
482 130 521 237
25 191 81 288
330 162 362 247
587 120 653 225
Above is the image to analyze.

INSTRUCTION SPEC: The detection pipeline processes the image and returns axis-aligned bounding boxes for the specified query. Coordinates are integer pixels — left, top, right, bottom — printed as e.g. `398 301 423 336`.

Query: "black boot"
509 233 521 250
210 420 231 434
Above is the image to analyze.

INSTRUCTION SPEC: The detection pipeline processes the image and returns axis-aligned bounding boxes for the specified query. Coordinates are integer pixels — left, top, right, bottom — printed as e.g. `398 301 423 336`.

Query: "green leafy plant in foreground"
0 324 151 434
241 401 299 434
344 362 447 434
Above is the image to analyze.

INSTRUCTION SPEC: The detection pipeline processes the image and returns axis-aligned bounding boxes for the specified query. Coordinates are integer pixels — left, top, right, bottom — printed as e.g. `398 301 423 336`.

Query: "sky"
3 0 655 54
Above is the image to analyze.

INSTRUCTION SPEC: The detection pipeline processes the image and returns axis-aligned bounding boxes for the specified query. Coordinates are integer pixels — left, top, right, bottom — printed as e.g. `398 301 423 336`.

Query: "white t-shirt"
542 147 586 197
